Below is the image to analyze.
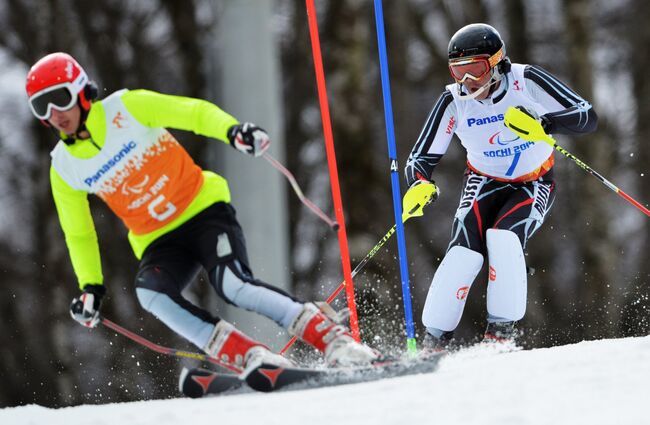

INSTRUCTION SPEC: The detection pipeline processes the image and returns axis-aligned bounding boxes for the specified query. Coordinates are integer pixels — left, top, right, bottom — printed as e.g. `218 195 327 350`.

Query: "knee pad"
486 229 527 322
422 245 484 332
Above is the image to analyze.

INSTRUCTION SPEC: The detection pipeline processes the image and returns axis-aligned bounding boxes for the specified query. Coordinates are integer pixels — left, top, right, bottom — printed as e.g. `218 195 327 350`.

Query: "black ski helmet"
448 23 510 75
447 24 510 99
449 23 504 59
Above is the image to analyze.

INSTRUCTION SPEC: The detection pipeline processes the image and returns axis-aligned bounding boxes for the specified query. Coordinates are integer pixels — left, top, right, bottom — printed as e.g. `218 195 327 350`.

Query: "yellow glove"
504 106 556 146
402 181 438 220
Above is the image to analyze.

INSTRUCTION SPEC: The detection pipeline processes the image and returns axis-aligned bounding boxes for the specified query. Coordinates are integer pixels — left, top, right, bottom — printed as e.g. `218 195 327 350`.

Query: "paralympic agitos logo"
84 141 137 187
488 130 520 146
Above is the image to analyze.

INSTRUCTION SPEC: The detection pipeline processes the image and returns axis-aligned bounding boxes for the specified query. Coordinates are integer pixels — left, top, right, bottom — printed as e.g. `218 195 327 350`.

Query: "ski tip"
245 363 283 393
180 367 245 398
180 367 211 399
245 363 324 393
178 367 191 395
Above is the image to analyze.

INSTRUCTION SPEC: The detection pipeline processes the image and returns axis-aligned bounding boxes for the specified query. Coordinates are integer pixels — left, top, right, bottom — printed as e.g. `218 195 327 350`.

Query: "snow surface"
3 336 650 425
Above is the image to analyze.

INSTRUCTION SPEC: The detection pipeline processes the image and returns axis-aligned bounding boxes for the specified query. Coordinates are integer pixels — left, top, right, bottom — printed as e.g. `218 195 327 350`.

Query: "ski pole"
100 317 242 374
504 106 649 217
551 143 650 217
263 152 339 230
279 183 437 354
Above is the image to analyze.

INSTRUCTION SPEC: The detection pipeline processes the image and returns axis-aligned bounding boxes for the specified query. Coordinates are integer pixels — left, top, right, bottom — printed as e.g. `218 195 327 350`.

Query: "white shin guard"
486 229 527 322
422 246 484 332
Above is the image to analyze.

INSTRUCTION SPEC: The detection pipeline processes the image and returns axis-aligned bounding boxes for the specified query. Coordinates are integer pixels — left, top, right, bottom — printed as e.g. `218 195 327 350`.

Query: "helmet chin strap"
457 66 506 101
457 77 500 101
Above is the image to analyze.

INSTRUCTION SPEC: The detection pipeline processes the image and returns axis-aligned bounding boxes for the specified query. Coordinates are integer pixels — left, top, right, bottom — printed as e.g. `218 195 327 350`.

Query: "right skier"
404 23 598 346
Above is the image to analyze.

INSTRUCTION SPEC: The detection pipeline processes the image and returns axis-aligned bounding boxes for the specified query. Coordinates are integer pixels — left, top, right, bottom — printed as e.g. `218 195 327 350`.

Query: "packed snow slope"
3 335 649 425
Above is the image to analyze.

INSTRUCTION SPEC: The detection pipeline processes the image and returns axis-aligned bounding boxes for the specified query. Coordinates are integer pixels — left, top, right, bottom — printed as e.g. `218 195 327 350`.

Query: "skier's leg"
422 246 484 336
190 203 302 328
211 260 303 329
491 177 555 250
134 255 217 350
422 172 493 341
485 228 527 325
136 258 293 370
135 205 294 370
211 257 377 365
199 203 377 365
203 208 303 328
485 177 555 338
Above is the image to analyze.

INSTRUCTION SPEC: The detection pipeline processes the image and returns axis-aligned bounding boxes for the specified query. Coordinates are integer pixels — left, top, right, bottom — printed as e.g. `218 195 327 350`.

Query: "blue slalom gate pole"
373 0 417 353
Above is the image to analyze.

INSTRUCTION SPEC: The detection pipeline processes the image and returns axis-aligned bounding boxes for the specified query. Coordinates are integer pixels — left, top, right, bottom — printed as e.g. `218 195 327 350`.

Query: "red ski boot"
204 320 293 373
289 303 378 366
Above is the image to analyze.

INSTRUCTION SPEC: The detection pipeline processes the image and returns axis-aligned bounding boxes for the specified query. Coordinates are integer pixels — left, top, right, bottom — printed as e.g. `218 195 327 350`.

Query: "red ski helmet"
26 52 95 121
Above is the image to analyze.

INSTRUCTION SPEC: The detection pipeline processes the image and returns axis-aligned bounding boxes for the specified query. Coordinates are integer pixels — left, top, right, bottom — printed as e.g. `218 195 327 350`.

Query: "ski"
245 350 445 392
245 363 325 392
179 367 245 398
180 351 446 397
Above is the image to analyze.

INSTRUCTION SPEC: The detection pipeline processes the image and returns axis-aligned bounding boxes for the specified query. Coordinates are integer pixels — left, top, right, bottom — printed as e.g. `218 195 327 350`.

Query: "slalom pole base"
407 337 418 356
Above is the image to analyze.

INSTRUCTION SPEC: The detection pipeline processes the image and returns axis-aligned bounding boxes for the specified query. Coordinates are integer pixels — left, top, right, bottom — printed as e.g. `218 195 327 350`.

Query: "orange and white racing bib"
51 90 204 235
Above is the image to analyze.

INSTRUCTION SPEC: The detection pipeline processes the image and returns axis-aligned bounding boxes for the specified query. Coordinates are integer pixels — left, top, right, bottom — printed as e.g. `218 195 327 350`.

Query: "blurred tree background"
0 0 647 407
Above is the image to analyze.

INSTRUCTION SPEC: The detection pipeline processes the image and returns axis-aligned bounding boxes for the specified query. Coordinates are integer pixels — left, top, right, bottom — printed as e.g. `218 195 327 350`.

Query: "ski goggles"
448 48 504 83
28 71 88 120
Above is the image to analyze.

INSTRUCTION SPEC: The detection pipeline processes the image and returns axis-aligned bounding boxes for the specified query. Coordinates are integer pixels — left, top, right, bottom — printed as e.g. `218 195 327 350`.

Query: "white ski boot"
289 303 378 366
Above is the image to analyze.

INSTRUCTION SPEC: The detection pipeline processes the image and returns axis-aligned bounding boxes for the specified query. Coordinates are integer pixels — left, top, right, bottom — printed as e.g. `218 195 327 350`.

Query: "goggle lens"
448 59 491 83
29 86 75 119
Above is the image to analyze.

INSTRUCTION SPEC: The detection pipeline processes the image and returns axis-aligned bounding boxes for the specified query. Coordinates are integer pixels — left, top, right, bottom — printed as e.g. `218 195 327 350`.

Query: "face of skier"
461 71 496 100
48 104 82 136
449 48 505 101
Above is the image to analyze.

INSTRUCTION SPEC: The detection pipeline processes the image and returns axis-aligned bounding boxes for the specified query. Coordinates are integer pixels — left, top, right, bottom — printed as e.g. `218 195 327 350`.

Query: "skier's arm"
121 89 239 143
524 65 598 135
404 90 456 187
50 166 103 290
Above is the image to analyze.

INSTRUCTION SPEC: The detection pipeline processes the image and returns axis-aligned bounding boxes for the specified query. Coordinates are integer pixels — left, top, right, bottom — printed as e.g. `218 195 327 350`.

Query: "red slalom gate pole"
305 0 360 341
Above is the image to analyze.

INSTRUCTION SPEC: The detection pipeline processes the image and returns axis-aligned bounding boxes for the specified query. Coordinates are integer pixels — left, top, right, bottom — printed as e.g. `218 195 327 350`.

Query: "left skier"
25 52 378 374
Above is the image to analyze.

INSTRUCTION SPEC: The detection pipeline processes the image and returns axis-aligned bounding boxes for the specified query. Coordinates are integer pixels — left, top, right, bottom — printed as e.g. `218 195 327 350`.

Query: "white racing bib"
448 64 554 181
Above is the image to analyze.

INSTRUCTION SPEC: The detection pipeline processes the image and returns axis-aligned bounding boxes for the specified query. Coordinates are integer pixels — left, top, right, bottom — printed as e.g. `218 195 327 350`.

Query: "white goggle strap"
71 69 89 94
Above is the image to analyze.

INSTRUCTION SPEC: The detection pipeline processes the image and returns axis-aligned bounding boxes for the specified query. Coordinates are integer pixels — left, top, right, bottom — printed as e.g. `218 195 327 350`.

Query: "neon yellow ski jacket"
50 90 239 289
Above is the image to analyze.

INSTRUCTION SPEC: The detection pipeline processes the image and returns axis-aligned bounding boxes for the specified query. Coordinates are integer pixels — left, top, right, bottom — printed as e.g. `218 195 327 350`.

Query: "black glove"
514 105 553 134
70 284 106 328
227 122 271 157
514 105 539 120
407 168 440 200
